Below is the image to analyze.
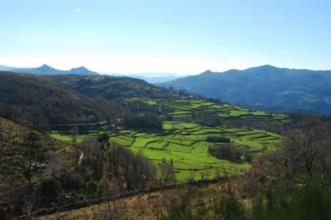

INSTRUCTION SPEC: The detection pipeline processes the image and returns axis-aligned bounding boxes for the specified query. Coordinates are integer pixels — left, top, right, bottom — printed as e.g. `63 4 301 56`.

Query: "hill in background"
0 64 98 76
0 70 183 130
161 65 331 115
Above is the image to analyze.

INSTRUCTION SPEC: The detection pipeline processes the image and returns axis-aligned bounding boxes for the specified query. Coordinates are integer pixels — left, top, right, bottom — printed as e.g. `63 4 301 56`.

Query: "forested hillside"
162 65 331 114
0 71 125 130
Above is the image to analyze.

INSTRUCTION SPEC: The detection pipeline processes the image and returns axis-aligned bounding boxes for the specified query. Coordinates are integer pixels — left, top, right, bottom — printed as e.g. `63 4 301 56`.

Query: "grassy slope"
36 180 232 220
0 117 75 153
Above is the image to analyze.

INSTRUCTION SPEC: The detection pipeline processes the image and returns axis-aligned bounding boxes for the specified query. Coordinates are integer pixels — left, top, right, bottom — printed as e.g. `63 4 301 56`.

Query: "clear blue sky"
1 0 330 74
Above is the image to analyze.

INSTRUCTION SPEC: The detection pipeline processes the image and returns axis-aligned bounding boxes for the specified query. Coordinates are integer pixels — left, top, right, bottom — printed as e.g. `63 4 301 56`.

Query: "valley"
50 98 283 181
0 70 329 220
2 1 331 218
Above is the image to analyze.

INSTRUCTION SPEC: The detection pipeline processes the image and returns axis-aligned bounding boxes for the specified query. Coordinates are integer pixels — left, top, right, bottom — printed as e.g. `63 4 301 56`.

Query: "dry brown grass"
35 179 243 220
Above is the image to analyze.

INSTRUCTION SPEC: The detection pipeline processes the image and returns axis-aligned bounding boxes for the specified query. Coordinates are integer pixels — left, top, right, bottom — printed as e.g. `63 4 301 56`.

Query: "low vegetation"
208 144 252 163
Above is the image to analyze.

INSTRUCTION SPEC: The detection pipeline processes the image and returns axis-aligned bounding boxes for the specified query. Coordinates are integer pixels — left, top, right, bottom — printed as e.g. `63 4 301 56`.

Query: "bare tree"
159 158 176 185
283 116 331 180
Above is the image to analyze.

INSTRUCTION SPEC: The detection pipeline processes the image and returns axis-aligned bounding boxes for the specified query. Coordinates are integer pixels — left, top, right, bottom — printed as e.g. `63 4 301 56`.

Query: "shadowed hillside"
0 71 188 130
0 71 125 129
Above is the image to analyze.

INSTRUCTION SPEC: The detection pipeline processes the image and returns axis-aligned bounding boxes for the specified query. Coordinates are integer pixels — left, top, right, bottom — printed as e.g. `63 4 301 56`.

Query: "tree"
283 117 331 180
208 144 245 162
22 132 46 219
159 158 176 184
71 126 79 143
97 132 110 151
124 112 163 130
0 131 46 219
109 146 156 190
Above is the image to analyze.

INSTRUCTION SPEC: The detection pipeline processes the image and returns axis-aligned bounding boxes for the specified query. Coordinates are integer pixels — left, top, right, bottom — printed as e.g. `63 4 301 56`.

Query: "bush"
85 181 100 199
251 184 331 220
215 194 246 220
124 112 163 130
209 144 250 162
206 136 231 143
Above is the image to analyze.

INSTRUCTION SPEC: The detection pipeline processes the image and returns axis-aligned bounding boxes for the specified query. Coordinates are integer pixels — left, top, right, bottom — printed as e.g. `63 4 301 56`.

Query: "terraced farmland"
126 98 289 127
50 121 281 182
49 98 286 182
110 122 280 181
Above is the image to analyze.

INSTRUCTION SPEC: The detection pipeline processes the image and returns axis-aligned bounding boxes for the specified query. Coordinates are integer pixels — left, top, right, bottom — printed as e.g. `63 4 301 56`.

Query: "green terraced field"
126 98 289 126
50 131 88 144
50 98 286 182
50 121 281 182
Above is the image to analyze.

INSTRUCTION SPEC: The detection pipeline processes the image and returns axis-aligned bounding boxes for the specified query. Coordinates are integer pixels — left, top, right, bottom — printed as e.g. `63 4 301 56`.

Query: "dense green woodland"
0 71 331 219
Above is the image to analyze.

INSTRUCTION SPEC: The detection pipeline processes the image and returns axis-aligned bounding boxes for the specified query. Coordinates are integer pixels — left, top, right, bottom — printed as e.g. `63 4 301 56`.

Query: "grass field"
50 121 281 182
50 98 285 182
158 99 286 118
126 98 289 126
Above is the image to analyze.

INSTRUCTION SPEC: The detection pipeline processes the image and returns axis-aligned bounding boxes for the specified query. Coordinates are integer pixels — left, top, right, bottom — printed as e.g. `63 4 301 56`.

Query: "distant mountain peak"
4 64 99 76
69 66 98 75
70 66 88 71
202 70 214 74
38 64 54 69
247 64 280 71
259 64 277 68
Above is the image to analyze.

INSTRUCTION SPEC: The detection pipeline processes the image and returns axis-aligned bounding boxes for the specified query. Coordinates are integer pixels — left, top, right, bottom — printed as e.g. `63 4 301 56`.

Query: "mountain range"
0 64 179 82
161 65 331 115
0 64 98 76
2 63 331 115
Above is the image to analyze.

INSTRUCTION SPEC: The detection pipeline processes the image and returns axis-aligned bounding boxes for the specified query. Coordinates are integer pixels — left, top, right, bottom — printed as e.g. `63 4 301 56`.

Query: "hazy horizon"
3 63 331 77
1 0 331 75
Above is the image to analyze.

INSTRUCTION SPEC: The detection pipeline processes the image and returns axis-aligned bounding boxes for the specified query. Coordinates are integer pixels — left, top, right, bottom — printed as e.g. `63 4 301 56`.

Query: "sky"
1 0 331 75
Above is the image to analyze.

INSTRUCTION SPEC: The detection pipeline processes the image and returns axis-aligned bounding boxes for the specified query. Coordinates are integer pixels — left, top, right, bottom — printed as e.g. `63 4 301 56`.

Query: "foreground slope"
0 117 80 216
162 65 331 114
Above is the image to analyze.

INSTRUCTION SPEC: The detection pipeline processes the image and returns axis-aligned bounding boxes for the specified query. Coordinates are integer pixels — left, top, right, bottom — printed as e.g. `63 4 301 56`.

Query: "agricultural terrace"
50 121 281 182
126 98 289 127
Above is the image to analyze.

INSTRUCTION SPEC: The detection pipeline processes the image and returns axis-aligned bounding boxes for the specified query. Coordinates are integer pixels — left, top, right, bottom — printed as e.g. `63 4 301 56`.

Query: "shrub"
85 181 100 199
209 144 242 162
206 136 231 143
215 194 246 220
124 112 163 130
251 183 331 220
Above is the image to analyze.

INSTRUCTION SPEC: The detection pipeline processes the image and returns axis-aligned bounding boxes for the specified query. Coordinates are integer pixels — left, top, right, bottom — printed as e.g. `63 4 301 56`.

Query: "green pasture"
154 98 288 124
50 121 281 182
50 98 285 182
